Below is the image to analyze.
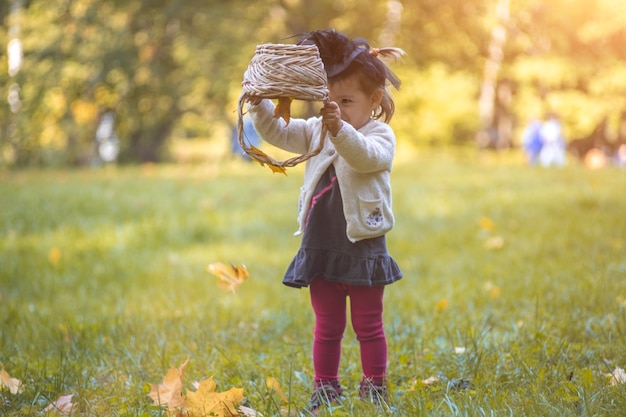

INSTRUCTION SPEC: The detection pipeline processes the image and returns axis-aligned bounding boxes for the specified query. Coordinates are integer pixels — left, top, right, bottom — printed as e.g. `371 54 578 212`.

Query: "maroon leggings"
310 277 387 384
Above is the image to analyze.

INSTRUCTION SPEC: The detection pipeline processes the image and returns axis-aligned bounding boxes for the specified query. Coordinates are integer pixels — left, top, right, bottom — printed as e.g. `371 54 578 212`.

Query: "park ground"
1 147 626 416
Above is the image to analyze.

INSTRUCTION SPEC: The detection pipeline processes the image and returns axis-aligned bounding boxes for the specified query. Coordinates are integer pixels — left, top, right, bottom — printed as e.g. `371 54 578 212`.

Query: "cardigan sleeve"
248 100 320 155
329 121 396 174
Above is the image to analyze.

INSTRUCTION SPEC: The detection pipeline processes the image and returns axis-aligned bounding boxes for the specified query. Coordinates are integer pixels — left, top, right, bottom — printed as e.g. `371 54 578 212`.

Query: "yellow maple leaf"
266 377 288 403
186 377 244 417
435 298 448 312
48 247 61 265
247 146 288 175
479 216 495 231
208 263 249 294
0 368 23 394
267 164 287 175
148 358 189 410
273 97 293 125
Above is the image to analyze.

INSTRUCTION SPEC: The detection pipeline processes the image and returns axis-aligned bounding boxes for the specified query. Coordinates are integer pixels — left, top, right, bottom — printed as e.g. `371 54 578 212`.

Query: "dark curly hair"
298 29 405 123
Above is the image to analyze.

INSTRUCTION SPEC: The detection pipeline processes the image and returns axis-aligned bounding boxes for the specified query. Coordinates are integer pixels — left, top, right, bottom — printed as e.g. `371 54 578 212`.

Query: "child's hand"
321 101 343 136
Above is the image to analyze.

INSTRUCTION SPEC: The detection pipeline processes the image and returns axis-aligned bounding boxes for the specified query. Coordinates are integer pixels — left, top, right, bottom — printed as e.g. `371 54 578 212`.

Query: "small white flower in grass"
455 346 466 354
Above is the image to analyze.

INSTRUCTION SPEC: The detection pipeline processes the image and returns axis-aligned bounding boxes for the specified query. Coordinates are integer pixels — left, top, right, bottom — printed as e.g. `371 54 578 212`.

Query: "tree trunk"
379 0 403 47
477 0 510 149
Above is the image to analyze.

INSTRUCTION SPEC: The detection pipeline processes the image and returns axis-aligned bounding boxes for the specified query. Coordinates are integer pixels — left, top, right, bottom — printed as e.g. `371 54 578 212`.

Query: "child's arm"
331 123 396 173
248 99 316 155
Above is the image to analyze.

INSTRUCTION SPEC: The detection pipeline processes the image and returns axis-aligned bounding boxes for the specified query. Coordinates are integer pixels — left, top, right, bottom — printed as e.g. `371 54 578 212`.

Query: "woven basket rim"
237 42 329 171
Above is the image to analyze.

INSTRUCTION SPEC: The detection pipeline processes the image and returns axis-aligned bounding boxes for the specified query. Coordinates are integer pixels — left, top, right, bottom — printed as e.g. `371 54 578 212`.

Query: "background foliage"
1 0 626 166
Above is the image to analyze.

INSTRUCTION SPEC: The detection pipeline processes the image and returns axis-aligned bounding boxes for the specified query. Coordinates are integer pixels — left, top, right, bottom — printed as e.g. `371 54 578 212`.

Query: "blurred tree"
2 0 626 165
502 0 626 148
1 0 273 165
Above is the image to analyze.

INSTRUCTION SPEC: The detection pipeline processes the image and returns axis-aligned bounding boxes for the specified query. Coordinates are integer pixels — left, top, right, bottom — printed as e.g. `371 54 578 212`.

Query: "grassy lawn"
1 149 626 416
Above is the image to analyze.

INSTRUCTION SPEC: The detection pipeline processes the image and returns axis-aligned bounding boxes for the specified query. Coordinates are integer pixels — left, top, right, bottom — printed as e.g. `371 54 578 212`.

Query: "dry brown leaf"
240 405 264 416
44 394 75 415
609 366 626 386
148 358 189 410
0 369 22 395
421 375 441 386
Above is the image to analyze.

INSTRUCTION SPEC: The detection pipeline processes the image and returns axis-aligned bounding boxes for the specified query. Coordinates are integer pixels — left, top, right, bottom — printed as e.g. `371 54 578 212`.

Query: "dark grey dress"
283 164 403 288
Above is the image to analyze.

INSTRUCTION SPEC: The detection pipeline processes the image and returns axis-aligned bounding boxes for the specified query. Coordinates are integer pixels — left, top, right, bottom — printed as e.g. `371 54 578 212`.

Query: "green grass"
2 150 626 416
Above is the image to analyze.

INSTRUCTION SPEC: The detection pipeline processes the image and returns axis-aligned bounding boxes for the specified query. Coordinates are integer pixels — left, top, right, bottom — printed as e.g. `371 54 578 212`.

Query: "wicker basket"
237 43 329 171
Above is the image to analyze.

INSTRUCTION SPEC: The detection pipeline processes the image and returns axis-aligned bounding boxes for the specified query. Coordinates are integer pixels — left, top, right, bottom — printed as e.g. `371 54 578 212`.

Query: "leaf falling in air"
208 263 249 294
266 377 288 403
148 358 189 410
44 394 75 415
0 369 23 394
273 97 293 125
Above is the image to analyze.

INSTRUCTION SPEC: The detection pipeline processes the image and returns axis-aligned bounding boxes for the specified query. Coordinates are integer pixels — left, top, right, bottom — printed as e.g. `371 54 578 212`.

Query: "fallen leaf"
186 377 244 417
48 247 61 265
483 281 501 299
421 375 440 386
44 394 75 415
484 236 505 250
479 217 495 231
609 366 626 386
435 298 448 312
273 97 293 125
266 377 288 403
148 358 189 410
208 263 249 294
0 369 22 394
240 405 264 417
148 359 247 417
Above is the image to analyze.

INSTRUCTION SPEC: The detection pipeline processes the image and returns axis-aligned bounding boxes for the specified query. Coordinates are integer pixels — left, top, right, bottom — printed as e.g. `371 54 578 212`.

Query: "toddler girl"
247 29 404 414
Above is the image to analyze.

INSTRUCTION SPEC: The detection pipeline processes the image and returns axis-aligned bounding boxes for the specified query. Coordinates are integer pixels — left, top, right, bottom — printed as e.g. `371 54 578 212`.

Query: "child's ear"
370 89 383 109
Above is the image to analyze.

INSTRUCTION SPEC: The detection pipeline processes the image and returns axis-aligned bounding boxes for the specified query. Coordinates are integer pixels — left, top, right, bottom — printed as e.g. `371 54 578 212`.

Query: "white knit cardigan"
248 99 396 242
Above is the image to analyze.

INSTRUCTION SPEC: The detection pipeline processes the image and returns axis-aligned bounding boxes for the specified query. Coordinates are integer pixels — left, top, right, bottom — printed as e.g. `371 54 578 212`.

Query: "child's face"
328 74 383 130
